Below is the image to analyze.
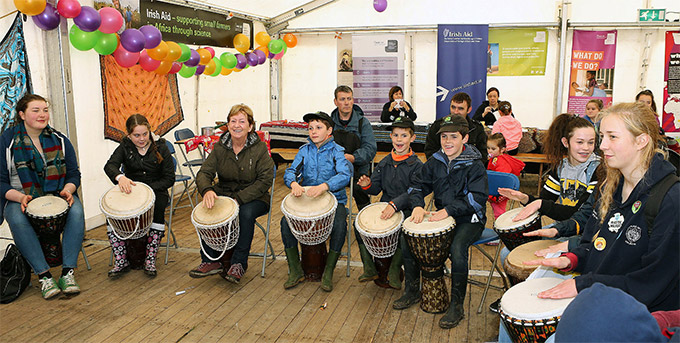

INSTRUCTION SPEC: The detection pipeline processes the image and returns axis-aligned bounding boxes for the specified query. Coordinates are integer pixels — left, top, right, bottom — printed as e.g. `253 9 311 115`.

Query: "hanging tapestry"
0 14 33 132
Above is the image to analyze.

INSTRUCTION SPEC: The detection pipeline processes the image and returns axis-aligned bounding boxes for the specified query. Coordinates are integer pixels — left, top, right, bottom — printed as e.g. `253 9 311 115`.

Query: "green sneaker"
39 277 61 299
57 270 81 295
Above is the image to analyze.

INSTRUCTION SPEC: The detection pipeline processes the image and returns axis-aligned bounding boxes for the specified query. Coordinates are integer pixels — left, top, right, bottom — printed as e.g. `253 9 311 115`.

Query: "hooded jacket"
330 104 377 176
103 136 174 194
363 152 423 216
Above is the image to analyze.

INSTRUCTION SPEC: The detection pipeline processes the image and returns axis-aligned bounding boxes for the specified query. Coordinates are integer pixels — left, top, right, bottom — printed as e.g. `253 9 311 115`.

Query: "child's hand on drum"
537 279 577 299
513 200 541 221
524 255 570 269
524 227 558 238
20 194 33 213
411 207 426 223
59 189 74 206
117 175 136 194
429 208 449 222
380 204 396 219
306 183 329 198
203 190 218 209
498 188 529 204
357 175 371 188
534 241 568 257
291 182 304 197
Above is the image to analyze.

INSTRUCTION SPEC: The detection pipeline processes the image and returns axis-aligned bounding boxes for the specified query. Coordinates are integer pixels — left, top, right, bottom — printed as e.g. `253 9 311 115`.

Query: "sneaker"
189 262 223 278
224 263 244 284
39 277 61 299
489 298 501 313
57 270 81 295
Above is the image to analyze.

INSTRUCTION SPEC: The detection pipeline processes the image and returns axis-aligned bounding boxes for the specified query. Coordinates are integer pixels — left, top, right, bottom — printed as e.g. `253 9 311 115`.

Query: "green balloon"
177 43 191 63
210 58 222 77
220 52 237 69
179 64 197 78
94 33 118 55
268 39 284 54
69 26 101 51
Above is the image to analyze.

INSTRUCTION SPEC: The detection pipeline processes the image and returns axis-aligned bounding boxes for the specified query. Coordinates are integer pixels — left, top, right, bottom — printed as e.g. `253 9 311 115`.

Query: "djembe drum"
504 240 559 285
25 195 70 267
494 207 542 251
191 196 240 261
402 214 456 313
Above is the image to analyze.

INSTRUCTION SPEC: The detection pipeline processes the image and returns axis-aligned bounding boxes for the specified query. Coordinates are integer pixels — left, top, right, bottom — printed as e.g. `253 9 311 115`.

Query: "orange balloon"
233 67 242 73
220 67 232 76
147 41 169 61
255 31 271 46
164 41 182 61
283 33 297 48
256 45 269 56
14 0 46 16
197 48 212 65
154 60 173 75
233 33 250 54
204 59 217 75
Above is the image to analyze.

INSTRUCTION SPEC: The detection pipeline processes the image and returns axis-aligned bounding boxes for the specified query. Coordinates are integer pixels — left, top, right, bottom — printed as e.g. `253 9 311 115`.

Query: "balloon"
98 6 123 34
139 50 161 72
184 49 200 67
220 67 232 76
268 39 284 54
195 65 205 76
94 32 119 55
154 60 173 75
235 53 247 69
113 45 140 68
273 51 284 60
32 3 60 31
139 25 162 49
178 65 196 78
73 6 100 32
373 0 387 12
268 50 275 59
255 31 271 46
233 33 250 54
176 43 191 62
233 67 242 72
204 59 216 75
169 62 182 74
256 45 269 56
57 0 80 19
245 52 258 67
220 52 237 69
283 33 297 48
209 58 222 76
68 25 100 51
147 40 168 60
120 29 146 53
197 48 211 65
204 47 215 58
13 0 46 16
254 49 266 65
164 41 181 61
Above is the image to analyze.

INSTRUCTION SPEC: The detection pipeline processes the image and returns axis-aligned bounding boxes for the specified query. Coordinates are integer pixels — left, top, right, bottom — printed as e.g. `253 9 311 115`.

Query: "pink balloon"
139 50 161 72
204 47 215 58
169 62 182 74
57 0 81 19
273 52 284 60
98 7 123 34
113 45 140 68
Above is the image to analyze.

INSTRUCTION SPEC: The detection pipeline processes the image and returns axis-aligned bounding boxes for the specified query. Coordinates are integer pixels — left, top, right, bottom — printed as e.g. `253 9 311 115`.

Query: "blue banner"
0 14 32 132
436 25 488 119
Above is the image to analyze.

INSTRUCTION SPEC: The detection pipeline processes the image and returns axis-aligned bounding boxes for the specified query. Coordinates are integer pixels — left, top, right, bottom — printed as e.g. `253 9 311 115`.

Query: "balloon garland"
13 0 298 77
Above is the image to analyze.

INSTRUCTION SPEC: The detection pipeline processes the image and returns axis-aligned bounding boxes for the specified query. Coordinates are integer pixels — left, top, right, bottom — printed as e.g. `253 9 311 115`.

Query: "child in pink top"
491 101 522 155
487 133 525 219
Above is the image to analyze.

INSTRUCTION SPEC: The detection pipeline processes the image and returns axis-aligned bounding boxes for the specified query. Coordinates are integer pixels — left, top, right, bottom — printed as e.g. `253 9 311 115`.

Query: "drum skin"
191 196 240 261
493 207 542 251
355 203 404 288
100 183 156 240
504 240 560 285
25 195 70 267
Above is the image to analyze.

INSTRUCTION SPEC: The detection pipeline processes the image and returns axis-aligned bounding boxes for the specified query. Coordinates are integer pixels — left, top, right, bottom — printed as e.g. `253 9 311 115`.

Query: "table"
515 153 550 194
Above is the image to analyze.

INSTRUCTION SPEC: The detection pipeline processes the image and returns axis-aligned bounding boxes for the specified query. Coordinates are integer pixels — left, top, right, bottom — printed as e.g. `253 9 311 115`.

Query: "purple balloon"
73 6 101 32
120 29 146 53
139 25 162 49
184 50 200 67
33 3 61 31
245 52 258 67
254 49 267 65
373 0 387 12
235 53 247 69
267 51 275 59
195 65 206 75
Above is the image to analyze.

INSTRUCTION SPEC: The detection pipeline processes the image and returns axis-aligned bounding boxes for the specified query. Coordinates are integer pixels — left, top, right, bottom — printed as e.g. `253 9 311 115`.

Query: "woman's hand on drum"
524 227 558 239
537 279 577 299
513 200 541 222
429 208 449 222
357 175 371 188
291 182 305 197
524 255 570 269
117 175 136 194
202 190 218 209
534 241 568 257
306 183 329 198
498 188 530 204
59 189 74 206
380 204 396 220
20 194 33 213
411 207 426 224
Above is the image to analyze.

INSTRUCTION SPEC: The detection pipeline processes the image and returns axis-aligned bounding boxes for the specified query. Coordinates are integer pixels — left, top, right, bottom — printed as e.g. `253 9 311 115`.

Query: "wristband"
389 201 397 211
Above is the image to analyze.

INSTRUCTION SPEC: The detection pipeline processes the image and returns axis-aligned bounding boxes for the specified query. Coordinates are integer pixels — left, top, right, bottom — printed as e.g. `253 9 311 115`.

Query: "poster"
663 31 680 132
488 28 548 76
436 25 488 119
567 30 617 116
336 32 353 91
351 34 405 122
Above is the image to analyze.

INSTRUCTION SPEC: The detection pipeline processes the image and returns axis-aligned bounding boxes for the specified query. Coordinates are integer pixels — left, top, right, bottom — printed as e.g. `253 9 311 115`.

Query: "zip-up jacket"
103 136 174 194
363 152 423 216
330 104 377 176
424 115 487 165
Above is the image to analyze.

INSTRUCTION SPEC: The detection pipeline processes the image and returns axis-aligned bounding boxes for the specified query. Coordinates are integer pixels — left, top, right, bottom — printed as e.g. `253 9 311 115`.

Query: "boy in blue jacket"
280 112 353 292
356 117 423 290
407 115 489 329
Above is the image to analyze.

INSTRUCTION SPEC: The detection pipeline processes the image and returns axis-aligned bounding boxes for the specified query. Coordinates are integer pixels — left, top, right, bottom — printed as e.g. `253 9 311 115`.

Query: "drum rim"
500 277 574 320
99 182 156 219
354 202 404 238
494 207 539 231
280 191 338 222
499 309 560 327
402 215 456 236
25 195 69 220
190 196 240 229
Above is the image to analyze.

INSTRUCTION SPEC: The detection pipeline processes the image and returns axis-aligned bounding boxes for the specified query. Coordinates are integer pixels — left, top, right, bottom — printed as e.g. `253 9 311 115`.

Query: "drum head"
25 195 68 218
282 187 335 217
356 202 403 235
101 182 155 217
495 207 539 231
500 278 575 321
193 196 238 226
506 240 560 269
402 214 455 236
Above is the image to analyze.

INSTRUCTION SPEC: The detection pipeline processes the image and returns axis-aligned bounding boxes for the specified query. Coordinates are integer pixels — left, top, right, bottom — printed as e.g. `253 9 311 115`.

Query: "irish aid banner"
663 31 680 132
567 30 617 116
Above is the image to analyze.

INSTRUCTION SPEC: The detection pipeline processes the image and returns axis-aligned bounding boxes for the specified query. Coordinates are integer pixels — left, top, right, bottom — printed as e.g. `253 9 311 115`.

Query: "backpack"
643 173 679 236
0 244 32 304
333 117 364 155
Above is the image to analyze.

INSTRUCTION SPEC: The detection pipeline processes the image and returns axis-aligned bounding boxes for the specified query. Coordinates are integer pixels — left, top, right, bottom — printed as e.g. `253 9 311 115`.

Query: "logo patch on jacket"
594 237 606 251
632 200 642 214
608 213 624 233
625 225 642 245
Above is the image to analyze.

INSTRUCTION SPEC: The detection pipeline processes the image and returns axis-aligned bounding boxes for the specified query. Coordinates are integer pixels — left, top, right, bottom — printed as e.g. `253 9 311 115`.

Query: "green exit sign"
638 9 665 22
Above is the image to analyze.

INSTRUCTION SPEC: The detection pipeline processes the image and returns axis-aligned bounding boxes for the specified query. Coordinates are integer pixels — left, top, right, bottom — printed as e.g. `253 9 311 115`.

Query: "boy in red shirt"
487 133 525 219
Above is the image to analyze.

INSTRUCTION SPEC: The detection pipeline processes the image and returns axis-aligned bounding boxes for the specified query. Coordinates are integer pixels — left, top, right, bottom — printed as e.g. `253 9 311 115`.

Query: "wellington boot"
439 273 467 329
357 244 378 282
284 247 305 289
393 248 420 310
387 248 403 289
320 250 341 292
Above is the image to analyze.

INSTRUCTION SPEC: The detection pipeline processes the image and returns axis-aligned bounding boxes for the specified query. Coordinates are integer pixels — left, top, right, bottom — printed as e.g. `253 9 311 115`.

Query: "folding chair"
467 170 519 313
174 128 205 204
81 245 91 270
252 165 277 277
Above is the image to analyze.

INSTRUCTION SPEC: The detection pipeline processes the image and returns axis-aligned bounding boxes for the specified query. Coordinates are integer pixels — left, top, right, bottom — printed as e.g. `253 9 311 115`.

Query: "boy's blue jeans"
281 205 347 252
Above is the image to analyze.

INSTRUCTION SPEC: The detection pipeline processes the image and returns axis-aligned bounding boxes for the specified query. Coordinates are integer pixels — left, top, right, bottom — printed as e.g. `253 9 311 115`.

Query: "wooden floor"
0 168 543 343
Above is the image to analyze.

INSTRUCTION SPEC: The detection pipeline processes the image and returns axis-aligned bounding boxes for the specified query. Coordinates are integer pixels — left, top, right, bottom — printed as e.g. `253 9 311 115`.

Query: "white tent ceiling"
199 0 316 19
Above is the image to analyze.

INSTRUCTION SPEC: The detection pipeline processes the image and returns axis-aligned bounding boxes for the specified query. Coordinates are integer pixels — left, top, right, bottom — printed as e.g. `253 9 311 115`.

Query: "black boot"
392 251 420 309
439 273 467 329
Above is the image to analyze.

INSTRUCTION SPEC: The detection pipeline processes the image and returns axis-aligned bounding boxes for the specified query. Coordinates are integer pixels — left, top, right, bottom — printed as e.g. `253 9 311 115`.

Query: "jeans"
281 204 347 252
5 195 85 275
448 222 484 276
200 200 269 270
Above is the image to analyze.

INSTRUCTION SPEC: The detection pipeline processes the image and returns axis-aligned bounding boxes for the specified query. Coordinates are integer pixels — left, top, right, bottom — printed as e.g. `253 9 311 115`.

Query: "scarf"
12 123 66 197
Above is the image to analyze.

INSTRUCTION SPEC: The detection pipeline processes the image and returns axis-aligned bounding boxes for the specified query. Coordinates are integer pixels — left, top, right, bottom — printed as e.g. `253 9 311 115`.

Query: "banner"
436 25 488 119
663 31 680 132
0 14 32 132
488 28 548 76
351 34 405 122
567 30 617 116
337 32 353 90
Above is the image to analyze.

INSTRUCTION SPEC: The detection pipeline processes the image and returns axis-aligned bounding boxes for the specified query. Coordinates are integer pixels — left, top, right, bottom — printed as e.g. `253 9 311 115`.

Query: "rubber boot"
439 272 467 329
392 252 421 309
387 248 403 289
357 244 378 282
144 224 164 278
284 247 305 289
320 250 341 292
108 229 130 279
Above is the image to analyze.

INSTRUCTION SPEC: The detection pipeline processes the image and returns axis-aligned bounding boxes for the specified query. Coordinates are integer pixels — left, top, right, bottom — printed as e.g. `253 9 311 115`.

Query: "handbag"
1 243 32 304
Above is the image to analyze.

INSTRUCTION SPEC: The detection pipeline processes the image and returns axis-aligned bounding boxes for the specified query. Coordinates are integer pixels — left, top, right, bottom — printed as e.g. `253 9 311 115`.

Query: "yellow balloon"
164 41 182 61
233 67 242 73
233 33 250 54
204 59 217 75
147 41 169 61
14 0 46 16
220 68 232 76
154 60 173 75
197 48 212 65
255 31 271 46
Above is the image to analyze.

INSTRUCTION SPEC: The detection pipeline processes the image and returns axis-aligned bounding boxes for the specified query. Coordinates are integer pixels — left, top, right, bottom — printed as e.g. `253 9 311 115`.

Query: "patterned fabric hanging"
0 14 33 132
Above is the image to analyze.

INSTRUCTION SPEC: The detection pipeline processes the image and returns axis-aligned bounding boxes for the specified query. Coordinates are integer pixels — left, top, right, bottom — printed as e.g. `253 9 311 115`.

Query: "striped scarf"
12 123 66 197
